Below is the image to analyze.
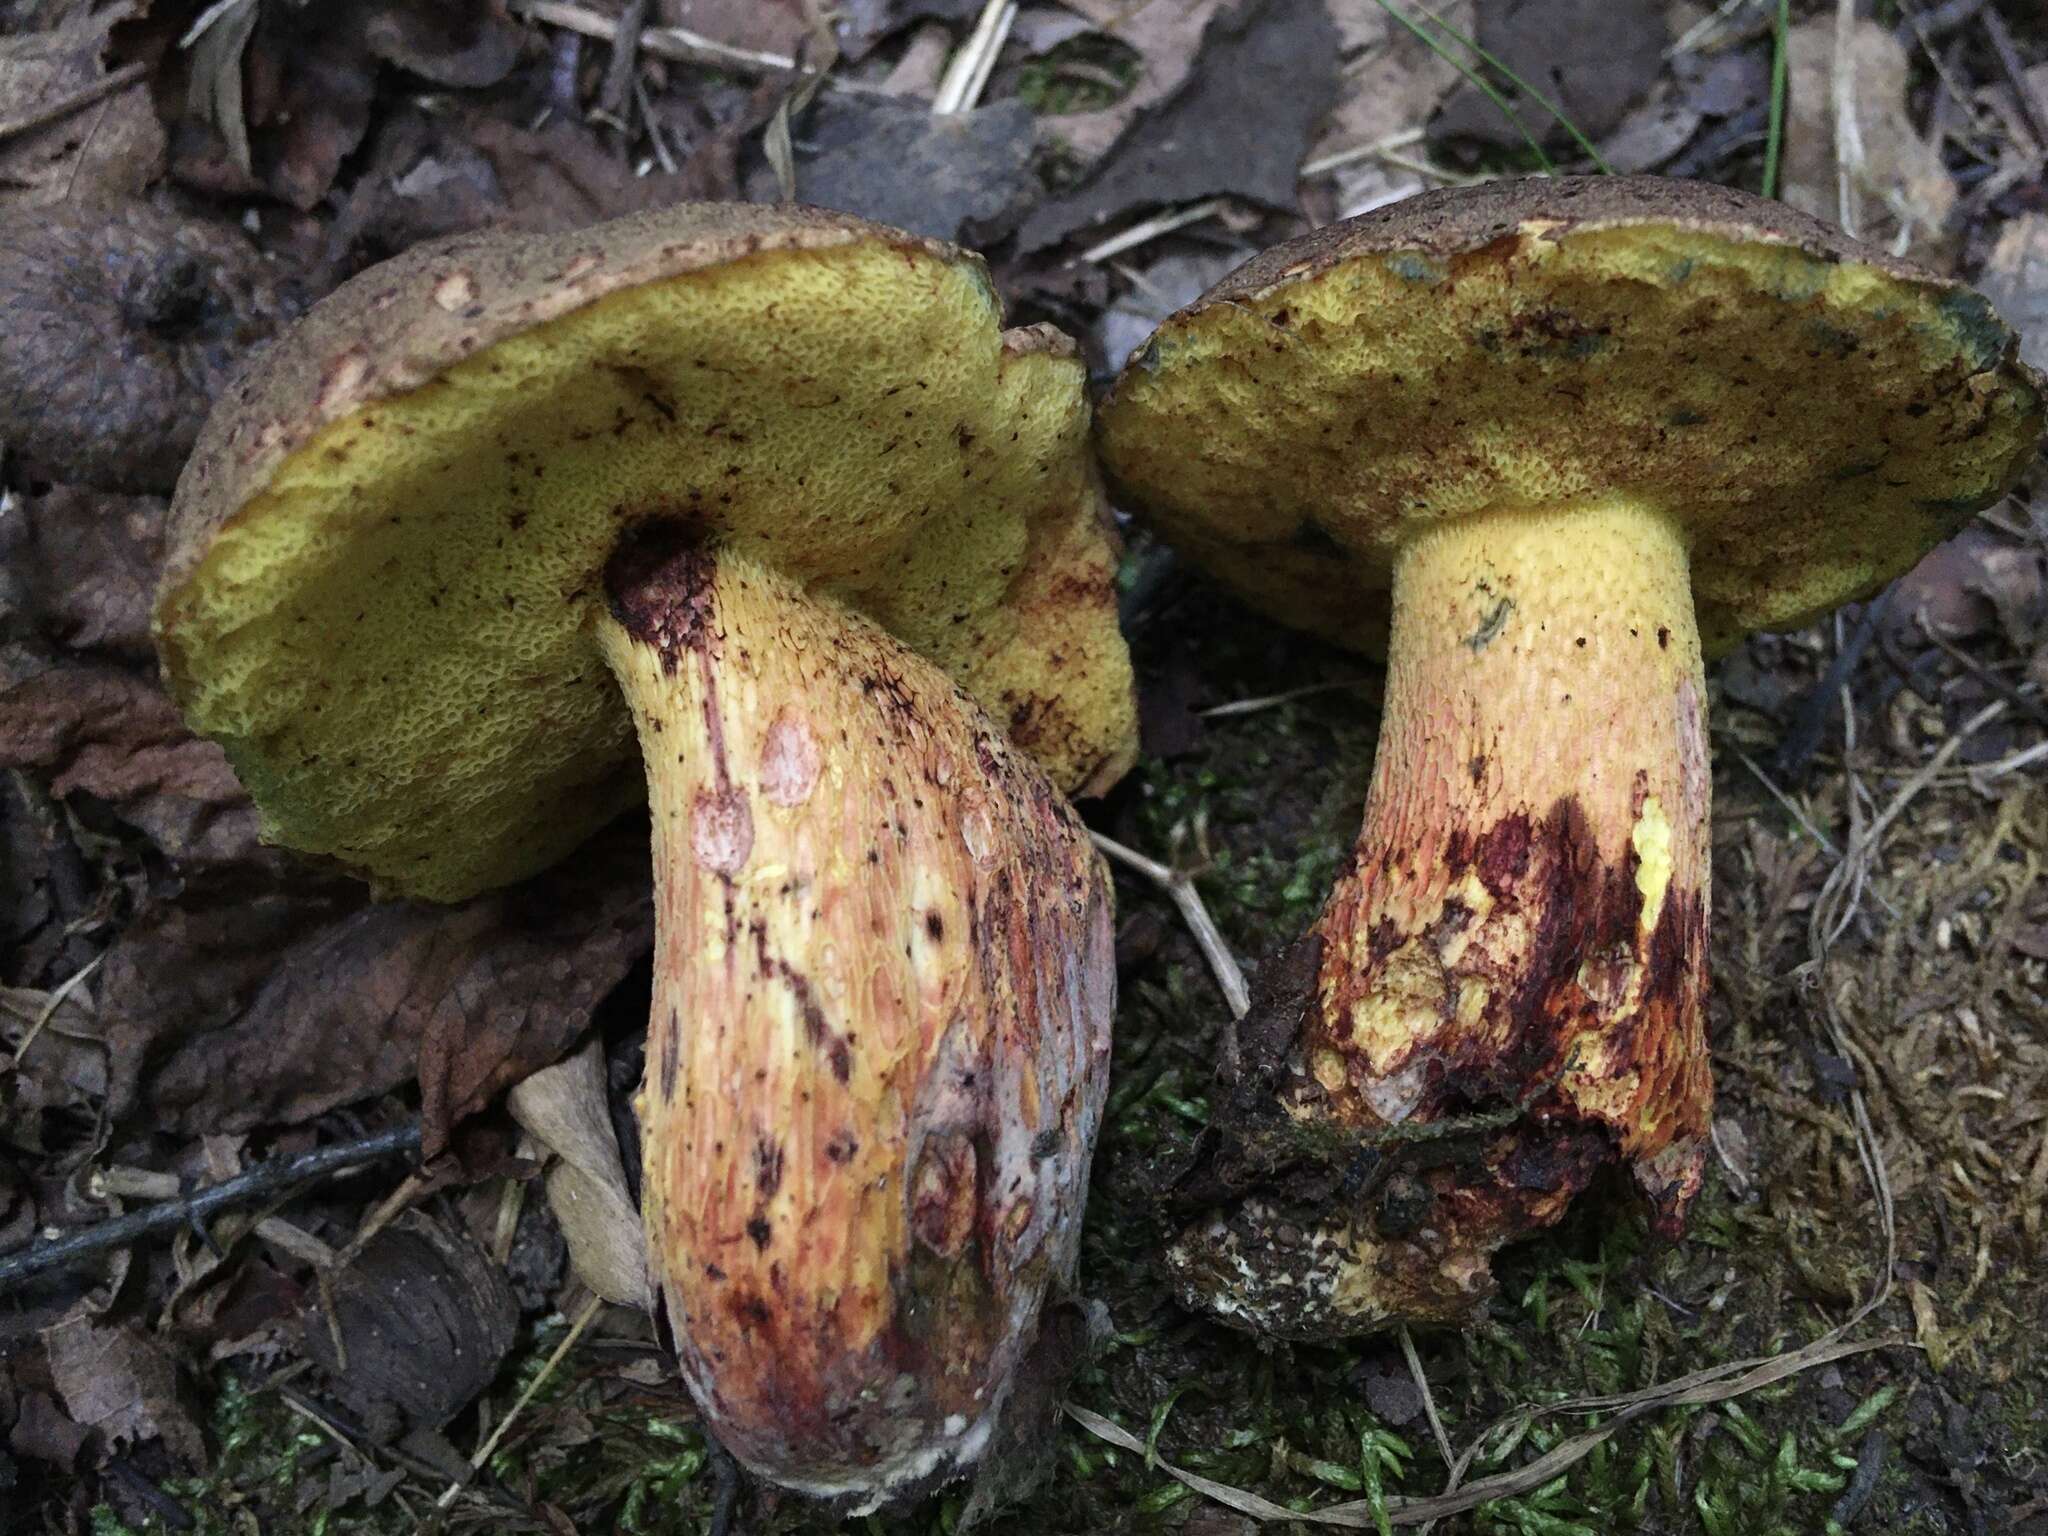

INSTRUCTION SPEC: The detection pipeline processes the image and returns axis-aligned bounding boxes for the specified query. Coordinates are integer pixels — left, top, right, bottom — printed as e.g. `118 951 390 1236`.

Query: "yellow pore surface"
1099 222 2043 654
158 242 1132 901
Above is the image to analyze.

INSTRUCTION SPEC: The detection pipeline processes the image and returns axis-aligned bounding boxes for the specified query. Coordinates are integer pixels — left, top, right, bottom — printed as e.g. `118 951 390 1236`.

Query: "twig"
1399 1324 1454 1472
521 0 885 95
1201 679 1374 719
1300 127 1428 178
933 0 1017 116
0 60 147 145
1070 1334 1893 1529
1832 0 1866 235
9 951 102 1062
436 1292 604 1508
0 1125 420 1292
1918 619 2048 729
598 0 649 125
1079 199 1229 265
1980 6 2048 152
1772 586 1893 784
1090 833 1251 1028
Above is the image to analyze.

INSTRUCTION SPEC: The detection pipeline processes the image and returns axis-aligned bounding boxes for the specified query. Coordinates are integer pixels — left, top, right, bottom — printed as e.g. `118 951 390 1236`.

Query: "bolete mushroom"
0 202 288 494
1097 177 2043 1337
153 204 1137 1503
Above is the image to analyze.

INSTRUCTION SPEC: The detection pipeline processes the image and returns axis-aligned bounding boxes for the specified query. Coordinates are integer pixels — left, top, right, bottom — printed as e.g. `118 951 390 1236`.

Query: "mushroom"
1096 176 2043 1336
153 204 1138 1504
0 202 288 493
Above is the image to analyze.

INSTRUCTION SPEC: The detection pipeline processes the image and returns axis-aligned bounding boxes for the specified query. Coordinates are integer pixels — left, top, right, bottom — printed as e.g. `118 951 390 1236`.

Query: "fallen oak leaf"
43 1314 206 1468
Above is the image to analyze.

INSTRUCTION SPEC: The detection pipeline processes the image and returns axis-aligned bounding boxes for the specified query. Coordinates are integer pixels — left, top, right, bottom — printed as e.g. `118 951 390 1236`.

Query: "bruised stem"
1174 497 1715 1335
594 528 1114 1505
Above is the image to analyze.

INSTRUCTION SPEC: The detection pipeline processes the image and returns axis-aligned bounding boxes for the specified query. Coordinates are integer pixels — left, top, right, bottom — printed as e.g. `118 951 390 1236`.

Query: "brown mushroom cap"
1097 175 2045 655
155 203 1135 902
0 203 286 494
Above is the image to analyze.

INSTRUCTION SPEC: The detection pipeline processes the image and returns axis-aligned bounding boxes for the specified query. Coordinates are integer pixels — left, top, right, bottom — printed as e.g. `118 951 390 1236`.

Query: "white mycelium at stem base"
596 530 1114 1504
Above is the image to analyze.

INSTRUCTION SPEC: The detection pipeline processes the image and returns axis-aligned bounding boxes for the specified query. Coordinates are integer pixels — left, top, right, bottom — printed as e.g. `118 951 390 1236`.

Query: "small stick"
1079 199 1229 266
933 0 1017 116
1399 1323 1454 1470
1091 832 1251 1073
1980 6 2048 151
521 0 886 95
436 1292 604 1508
0 60 146 144
0 1124 420 1292
599 0 650 125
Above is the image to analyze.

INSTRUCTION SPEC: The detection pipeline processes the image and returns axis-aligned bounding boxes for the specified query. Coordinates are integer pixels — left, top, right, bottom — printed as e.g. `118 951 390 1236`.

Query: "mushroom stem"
595 528 1114 1504
1178 498 1714 1334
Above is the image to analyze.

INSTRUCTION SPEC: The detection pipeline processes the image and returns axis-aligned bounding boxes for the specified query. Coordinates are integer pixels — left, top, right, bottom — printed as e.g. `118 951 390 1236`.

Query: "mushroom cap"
155 203 1137 902
1097 176 2045 656
0 202 286 494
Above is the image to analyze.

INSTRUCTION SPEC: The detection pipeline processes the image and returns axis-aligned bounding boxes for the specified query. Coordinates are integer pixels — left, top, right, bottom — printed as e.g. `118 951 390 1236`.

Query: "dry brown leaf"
1976 213 2048 377
43 1314 206 1467
663 0 810 58
508 1037 650 1309
1781 16 1955 259
1430 0 1667 152
0 5 166 208
1308 0 1472 218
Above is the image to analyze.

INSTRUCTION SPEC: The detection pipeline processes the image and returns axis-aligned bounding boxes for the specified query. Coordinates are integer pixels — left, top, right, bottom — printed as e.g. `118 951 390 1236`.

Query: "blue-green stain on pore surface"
1567 332 1610 359
1664 257 1696 286
1762 247 1829 304
1668 407 1707 427
1386 252 1445 285
1936 289 2012 372
1830 460 1881 482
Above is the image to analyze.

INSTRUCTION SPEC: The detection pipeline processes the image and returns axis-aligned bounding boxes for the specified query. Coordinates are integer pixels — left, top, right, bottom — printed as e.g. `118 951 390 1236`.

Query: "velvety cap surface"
157 203 1136 901
1098 176 2044 654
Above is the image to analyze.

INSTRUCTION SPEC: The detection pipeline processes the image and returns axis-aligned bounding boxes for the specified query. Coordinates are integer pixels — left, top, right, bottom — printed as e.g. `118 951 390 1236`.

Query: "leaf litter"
1 1 2047 1531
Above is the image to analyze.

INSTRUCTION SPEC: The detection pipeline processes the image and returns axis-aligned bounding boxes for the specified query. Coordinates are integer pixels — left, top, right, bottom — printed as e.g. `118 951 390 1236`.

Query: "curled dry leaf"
1037 0 1226 167
167 1 374 211
0 649 653 1140
507 1037 650 1309
361 0 525 89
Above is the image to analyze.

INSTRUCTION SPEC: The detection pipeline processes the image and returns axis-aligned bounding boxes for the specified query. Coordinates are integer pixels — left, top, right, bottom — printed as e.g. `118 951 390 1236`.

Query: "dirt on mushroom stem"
1171 496 1714 1337
596 524 1116 1507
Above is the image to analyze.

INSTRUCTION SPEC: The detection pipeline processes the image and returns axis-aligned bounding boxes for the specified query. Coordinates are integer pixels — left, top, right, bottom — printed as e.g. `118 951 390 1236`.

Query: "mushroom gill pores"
152 204 1137 1504
1098 176 2044 1338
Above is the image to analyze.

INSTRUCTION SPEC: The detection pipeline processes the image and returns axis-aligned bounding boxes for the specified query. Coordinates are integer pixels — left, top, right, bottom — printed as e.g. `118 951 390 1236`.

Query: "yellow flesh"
1100 223 2043 655
159 242 1128 901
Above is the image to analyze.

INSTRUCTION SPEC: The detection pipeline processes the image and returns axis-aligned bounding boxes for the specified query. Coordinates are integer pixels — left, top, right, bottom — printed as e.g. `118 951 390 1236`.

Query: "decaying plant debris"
3 1 2048 1533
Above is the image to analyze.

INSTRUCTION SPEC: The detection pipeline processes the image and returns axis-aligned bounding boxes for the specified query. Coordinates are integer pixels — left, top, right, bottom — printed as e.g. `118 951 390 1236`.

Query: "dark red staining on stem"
604 520 717 667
